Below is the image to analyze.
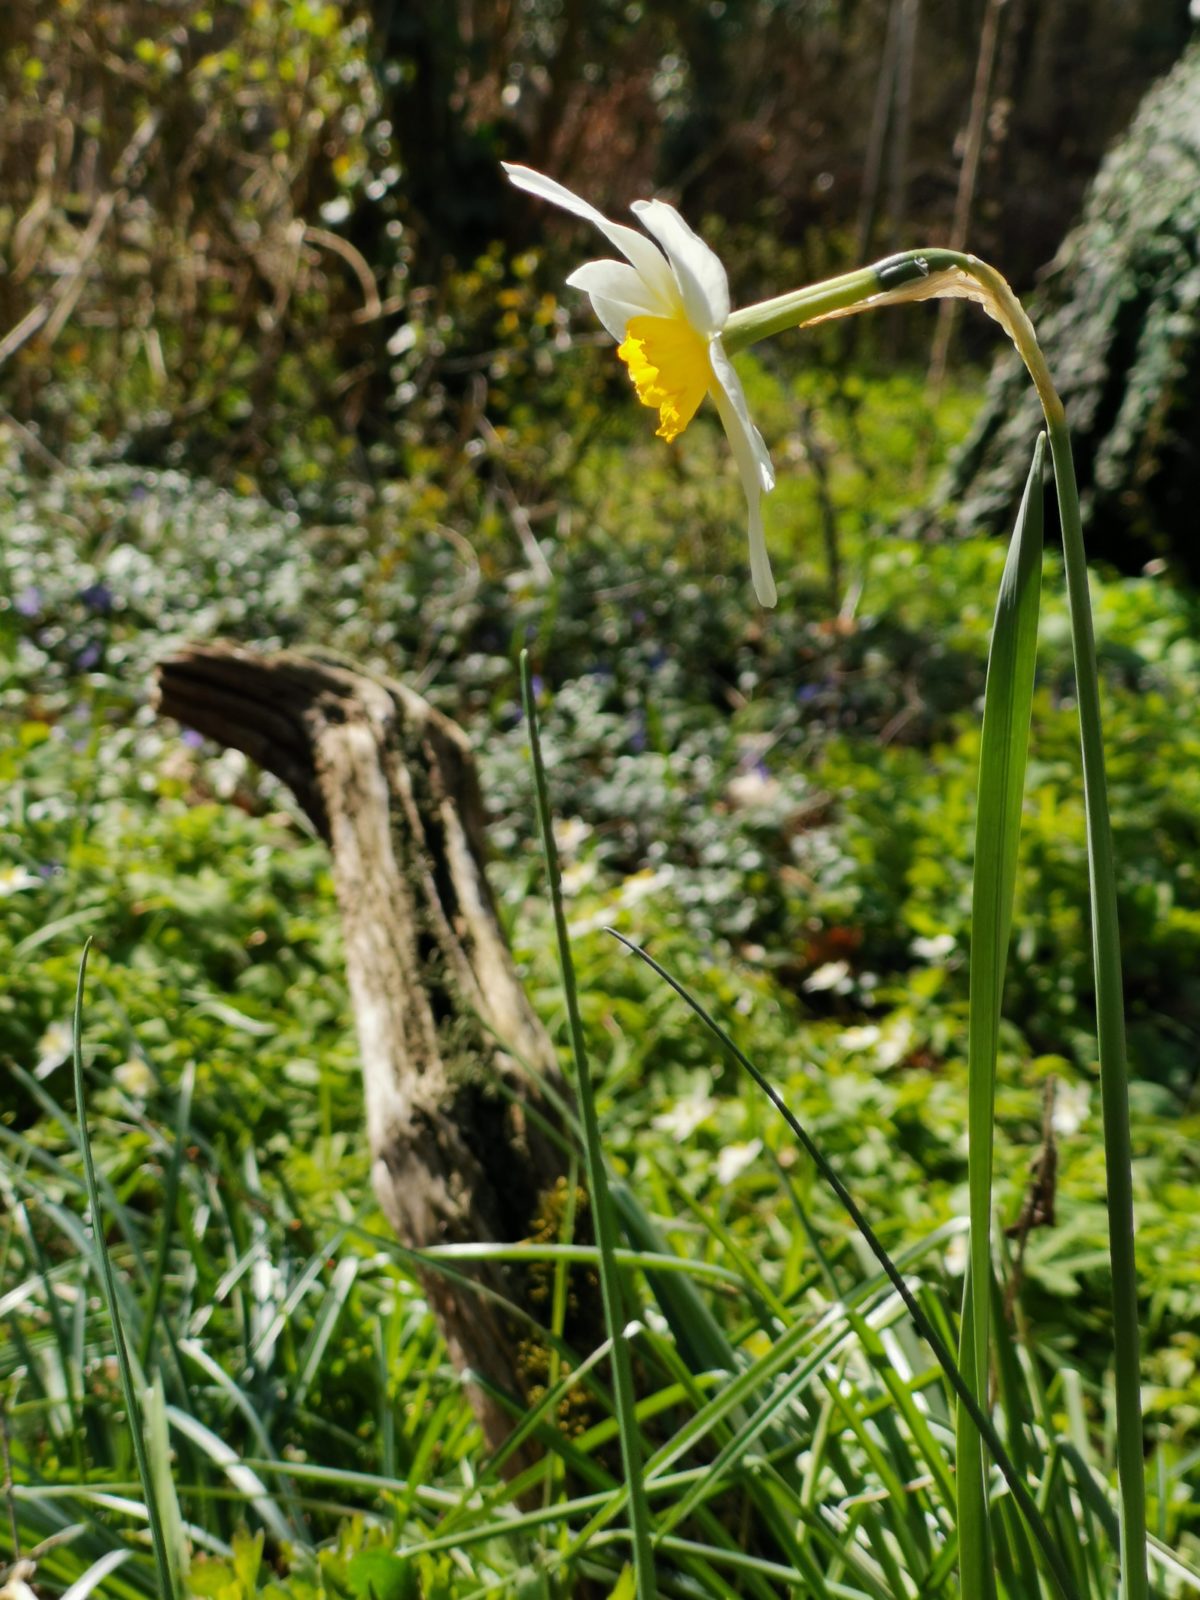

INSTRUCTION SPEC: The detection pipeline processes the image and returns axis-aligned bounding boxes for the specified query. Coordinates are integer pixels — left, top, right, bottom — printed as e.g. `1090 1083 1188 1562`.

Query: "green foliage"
2 357 1199 1592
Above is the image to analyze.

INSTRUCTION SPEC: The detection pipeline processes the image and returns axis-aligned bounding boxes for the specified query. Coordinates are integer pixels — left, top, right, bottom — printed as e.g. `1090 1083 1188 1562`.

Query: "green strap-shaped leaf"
958 432 1046 1598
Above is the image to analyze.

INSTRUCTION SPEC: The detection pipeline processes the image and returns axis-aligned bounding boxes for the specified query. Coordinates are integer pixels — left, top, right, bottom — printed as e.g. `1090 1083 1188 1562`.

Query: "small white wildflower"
561 859 598 897
803 960 851 994
944 1231 969 1277
652 1087 716 1141
553 815 592 858
615 866 674 908
838 1025 881 1052
34 1020 74 1080
725 769 782 810
875 1018 915 1070
113 1058 156 1100
1052 1080 1091 1138
0 865 41 897
715 1139 762 1186
911 933 956 963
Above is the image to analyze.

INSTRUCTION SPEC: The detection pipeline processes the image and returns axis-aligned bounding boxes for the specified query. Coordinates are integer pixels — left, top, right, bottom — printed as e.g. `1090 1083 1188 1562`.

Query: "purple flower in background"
181 727 205 749
629 710 647 753
74 641 102 672
14 586 42 617
79 581 114 614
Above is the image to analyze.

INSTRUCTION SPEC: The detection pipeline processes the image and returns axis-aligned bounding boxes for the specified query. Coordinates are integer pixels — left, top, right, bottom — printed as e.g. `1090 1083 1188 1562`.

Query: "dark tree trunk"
154 642 600 1463
932 39 1200 579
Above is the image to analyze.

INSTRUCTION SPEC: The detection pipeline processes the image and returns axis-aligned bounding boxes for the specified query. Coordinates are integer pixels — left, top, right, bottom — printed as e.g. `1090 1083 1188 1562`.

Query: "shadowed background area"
0 0 1193 512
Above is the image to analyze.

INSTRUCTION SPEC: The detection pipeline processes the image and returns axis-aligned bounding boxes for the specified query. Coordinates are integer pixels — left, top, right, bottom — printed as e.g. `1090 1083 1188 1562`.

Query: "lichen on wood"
155 642 603 1464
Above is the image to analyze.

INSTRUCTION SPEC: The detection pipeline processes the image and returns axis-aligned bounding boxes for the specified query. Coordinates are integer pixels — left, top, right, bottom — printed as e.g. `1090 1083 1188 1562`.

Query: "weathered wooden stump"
154 643 598 1461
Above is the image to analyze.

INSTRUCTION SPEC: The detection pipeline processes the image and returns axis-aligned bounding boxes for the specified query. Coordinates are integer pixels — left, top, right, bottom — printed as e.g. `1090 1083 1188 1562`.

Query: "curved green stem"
1042 416 1147 1600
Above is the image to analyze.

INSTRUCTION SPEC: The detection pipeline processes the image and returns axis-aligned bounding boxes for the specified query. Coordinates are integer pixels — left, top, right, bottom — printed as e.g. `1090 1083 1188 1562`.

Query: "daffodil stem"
723 247 966 354
1043 412 1147 1600
723 264 882 351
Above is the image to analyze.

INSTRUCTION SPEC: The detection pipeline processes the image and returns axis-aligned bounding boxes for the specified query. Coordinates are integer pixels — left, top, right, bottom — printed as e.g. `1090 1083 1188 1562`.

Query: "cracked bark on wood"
154 641 596 1462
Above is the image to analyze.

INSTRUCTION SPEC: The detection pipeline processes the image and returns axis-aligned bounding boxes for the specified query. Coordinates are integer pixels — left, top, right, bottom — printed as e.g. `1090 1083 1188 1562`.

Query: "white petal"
710 341 775 491
503 163 678 309
593 223 679 309
631 199 730 334
708 340 777 607
503 162 612 231
566 259 669 317
585 294 642 341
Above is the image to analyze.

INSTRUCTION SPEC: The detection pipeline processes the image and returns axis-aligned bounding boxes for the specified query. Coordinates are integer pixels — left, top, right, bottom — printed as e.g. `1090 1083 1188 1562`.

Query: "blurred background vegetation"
0 0 1193 508
2 3 1200 1596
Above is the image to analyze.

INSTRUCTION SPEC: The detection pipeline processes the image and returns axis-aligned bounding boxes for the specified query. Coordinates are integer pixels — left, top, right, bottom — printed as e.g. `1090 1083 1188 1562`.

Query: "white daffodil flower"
502 163 778 607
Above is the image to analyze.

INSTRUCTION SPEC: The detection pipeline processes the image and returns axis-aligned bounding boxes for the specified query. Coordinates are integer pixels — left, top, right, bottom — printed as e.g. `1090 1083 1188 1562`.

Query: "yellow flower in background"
502 163 778 608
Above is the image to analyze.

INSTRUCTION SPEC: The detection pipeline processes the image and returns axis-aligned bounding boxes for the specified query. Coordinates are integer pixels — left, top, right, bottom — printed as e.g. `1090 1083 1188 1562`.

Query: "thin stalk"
1044 416 1146 1600
520 653 657 1599
724 248 966 354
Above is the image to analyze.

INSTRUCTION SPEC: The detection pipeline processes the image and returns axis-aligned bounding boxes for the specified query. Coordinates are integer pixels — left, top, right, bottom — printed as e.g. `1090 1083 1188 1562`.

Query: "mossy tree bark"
155 642 598 1463
934 39 1200 578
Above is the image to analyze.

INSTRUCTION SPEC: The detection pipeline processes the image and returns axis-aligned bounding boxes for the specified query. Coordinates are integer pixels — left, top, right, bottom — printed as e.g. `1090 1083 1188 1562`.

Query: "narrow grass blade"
292 1254 358 1403
607 1181 739 1378
72 941 177 1600
520 651 657 1599
571 1236 962 1571
58 1548 132 1600
989 1287 1047 1597
608 929 1081 1600
11 1203 86 1468
164 1408 296 1547
143 1373 187 1595
9 1059 151 1288
958 430 1045 1598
